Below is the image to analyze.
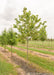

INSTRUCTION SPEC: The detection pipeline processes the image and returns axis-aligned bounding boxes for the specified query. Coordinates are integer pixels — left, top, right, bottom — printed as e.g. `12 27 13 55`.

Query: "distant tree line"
47 39 54 41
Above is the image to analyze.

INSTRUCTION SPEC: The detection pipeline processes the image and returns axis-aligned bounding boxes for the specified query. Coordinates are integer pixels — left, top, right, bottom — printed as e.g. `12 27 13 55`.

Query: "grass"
16 45 54 56
0 53 17 75
29 41 54 49
18 41 54 50
6 46 54 73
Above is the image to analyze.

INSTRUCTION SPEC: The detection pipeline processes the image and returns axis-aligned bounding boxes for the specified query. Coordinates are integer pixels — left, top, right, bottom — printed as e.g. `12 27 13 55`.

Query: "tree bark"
27 37 28 60
11 45 12 58
5 45 6 51
51 40 52 48
42 41 43 47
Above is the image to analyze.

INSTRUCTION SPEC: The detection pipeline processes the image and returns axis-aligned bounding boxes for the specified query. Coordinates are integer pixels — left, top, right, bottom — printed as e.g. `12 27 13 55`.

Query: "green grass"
16 45 54 56
0 54 17 75
18 41 54 50
29 41 54 50
6 46 54 73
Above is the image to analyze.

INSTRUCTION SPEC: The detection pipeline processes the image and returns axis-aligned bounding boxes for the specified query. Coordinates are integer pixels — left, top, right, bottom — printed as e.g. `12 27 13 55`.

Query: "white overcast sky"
0 0 54 38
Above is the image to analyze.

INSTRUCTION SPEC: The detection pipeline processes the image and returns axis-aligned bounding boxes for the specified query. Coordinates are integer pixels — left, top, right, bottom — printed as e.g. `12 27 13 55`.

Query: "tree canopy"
39 21 47 41
13 7 46 42
7 28 17 46
0 29 7 46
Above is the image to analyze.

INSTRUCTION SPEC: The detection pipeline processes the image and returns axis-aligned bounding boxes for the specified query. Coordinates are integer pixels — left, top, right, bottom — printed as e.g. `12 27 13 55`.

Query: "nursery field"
7 46 54 73
29 41 54 49
0 41 54 75
0 1 54 74
18 41 54 50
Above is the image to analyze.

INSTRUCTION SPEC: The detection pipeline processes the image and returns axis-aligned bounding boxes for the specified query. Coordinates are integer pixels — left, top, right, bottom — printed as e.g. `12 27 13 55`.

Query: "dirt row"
0 47 41 75
8 45 54 61
0 47 53 75
18 44 54 52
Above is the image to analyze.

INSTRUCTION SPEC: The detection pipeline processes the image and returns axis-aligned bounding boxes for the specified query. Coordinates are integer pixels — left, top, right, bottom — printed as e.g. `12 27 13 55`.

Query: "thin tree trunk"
51 40 52 48
42 41 43 48
11 45 12 58
5 45 6 51
27 37 28 60
3 45 5 52
3 45 5 51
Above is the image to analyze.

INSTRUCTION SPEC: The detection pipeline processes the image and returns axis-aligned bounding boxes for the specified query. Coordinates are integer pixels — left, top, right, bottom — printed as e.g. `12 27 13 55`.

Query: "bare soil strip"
0 47 26 75
0 46 53 75
0 47 37 75
8 45 54 61
18 44 54 52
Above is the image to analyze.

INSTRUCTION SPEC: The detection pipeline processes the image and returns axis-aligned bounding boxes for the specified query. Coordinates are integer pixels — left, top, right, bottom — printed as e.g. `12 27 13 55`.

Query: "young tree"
39 21 47 41
0 35 4 46
18 34 26 44
0 29 7 51
39 21 47 47
13 7 43 59
7 28 17 58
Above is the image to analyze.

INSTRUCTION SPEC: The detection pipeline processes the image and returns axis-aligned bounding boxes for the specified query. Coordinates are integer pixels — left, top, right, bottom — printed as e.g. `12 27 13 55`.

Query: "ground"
0 41 54 75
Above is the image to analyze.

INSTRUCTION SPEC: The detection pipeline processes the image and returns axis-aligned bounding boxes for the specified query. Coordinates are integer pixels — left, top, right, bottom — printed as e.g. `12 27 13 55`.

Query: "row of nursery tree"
0 28 17 57
0 7 47 59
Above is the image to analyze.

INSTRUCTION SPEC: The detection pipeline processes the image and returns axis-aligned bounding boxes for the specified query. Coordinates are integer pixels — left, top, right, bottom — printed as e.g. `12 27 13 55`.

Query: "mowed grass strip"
29 41 54 50
16 45 54 55
18 41 54 50
7 46 54 73
0 54 17 75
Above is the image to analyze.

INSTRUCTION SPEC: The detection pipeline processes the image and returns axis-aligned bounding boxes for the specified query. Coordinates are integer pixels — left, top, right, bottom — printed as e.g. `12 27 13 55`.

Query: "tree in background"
0 35 4 46
39 21 47 41
13 7 43 59
39 21 47 47
7 28 17 58
18 34 26 44
0 29 7 51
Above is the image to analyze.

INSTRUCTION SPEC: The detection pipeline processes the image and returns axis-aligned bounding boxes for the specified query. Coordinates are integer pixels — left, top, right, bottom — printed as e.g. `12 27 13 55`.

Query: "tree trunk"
5 45 6 51
42 41 44 48
51 40 52 48
3 45 5 52
11 45 12 58
27 37 28 60
4 45 5 51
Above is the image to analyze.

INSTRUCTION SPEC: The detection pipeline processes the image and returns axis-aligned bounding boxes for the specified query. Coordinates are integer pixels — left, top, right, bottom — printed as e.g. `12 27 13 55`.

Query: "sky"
0 0 54 38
